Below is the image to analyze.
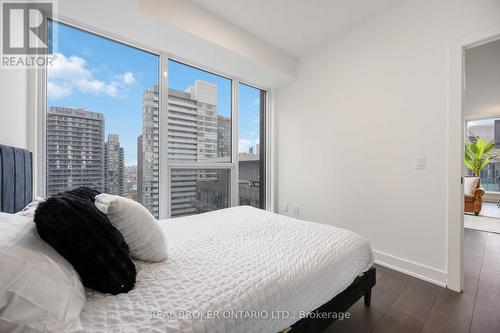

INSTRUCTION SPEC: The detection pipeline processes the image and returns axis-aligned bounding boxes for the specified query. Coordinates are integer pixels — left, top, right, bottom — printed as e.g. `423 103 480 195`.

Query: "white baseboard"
373 250 447 288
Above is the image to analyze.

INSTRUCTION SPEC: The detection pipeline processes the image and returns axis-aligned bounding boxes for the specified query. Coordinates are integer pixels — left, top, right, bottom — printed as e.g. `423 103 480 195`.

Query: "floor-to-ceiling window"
47 21 160 215
166 60 233 217
466 119 500 192
45 21 268 218
238 83 266 209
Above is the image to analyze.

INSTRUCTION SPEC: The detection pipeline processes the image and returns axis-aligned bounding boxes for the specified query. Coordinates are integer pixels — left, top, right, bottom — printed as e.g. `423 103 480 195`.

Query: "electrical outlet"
282 203 289 212
293 206 299 215
413 156 425 169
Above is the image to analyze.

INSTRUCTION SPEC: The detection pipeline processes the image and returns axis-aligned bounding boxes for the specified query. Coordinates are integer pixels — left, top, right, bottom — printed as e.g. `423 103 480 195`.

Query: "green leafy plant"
464 138 495 176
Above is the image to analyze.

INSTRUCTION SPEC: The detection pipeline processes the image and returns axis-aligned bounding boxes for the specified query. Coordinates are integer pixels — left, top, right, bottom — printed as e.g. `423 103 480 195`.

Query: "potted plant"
464 137 496 178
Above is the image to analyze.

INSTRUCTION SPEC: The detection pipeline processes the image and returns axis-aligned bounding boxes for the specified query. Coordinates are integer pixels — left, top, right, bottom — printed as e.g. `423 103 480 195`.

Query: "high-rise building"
104 134 124 195
495 120 500 148
196 169 230 213
46 107 105 196
217 115 231 158
167 88 198 161
138 80 219 217
167 88 199 217
186 80 218 160
123 165 138 200
238 153 261 208
140 87 160 217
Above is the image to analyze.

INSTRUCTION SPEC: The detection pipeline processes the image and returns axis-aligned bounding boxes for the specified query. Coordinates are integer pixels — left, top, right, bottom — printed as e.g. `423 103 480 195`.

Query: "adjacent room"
1 0 500 332
463 38 500 234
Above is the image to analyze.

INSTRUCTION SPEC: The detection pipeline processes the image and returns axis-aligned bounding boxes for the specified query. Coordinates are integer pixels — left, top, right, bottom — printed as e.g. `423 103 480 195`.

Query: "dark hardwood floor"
327 229 500 333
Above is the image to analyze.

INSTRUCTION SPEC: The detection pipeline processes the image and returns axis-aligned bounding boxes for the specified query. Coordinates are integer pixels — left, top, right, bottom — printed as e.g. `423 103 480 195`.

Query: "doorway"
447 25 500 292
463 40 500 233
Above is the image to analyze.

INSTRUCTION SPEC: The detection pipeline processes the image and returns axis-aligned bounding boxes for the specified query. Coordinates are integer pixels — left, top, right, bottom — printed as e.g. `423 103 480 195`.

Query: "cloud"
47 81 71 99
77 77 118 96
239 139 253 153
48 53 89 81
47 53 136 99
121 72 136 85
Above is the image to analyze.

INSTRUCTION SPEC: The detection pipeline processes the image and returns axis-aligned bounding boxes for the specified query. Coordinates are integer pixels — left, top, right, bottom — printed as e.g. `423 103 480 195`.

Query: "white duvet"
80 206 374 333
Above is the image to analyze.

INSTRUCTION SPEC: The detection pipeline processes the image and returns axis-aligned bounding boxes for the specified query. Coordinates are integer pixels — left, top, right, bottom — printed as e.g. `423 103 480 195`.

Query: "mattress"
80 206 374 333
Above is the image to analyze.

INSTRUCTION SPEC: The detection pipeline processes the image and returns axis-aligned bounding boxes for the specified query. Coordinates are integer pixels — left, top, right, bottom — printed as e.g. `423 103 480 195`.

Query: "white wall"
137 0 296 83
276 0 500 286
0 69 28 148
464 39 500 120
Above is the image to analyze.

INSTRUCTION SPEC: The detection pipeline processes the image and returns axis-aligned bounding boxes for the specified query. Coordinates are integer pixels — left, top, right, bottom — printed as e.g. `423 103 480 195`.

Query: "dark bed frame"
284 267 376 332
0 143 375 333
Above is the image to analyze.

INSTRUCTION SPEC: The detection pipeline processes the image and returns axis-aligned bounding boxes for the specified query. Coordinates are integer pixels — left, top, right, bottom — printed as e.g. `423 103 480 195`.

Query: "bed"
0 144 376 333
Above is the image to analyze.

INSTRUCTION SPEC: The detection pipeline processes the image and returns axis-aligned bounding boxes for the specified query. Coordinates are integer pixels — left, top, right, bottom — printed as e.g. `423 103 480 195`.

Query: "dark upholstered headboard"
0 145 33 213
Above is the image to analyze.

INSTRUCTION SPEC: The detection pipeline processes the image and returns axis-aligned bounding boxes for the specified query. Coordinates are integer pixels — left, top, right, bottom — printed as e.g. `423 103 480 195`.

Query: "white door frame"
447 24 500 292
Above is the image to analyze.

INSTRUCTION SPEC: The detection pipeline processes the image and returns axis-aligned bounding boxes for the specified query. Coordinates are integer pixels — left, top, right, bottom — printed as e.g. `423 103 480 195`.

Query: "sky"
47 22 261 166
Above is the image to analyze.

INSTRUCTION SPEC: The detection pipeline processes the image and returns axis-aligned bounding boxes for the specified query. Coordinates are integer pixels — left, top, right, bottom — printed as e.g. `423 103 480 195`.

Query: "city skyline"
139 80 227 217
47 79 262 208
47 82 263 217
136 80 263 217
48 22 261 166
46 106 132 198
46 21 264 218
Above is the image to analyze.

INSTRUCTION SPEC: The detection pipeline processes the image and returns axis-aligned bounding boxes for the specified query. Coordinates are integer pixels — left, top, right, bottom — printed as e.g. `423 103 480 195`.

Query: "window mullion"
159 52 169 219
231 79 239 207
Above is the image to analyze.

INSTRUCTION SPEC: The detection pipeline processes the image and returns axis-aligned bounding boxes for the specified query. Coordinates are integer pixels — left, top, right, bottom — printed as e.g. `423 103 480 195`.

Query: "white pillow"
0 213 85 332
464 177 479 196
15 197 45 218
94 194 167 262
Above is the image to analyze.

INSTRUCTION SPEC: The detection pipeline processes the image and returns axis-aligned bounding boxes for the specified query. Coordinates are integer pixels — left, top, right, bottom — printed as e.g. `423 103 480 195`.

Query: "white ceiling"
190 0 399 57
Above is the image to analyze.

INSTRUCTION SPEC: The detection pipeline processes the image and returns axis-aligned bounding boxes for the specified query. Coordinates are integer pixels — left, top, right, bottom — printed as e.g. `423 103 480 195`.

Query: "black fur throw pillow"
34 193 136 295
63 186 100 203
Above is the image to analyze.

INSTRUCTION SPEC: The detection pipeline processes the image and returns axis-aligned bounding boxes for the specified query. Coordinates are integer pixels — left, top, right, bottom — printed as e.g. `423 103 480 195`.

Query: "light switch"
414 156 425 169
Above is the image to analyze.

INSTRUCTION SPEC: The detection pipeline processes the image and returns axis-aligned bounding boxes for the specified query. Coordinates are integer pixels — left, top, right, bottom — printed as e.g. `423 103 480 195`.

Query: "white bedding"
80 206 374 333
